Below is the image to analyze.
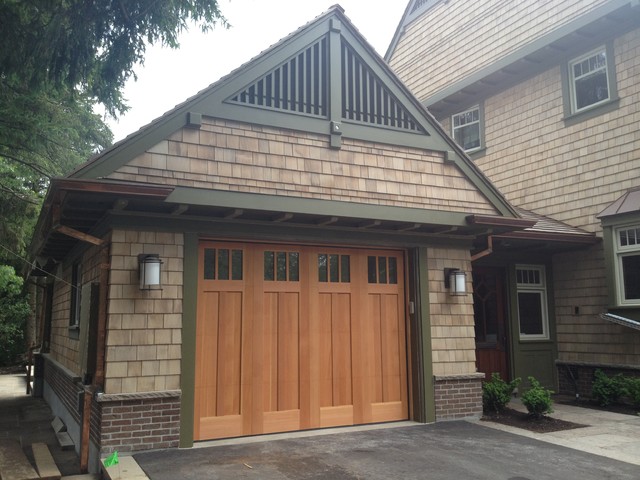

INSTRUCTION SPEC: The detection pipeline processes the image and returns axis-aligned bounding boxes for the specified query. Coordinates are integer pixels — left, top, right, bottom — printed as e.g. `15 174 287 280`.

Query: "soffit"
30 179 533 266
423 1 640 118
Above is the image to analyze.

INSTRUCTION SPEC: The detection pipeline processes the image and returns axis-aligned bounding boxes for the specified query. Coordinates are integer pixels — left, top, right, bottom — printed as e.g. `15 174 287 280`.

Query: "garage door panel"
216 291 243 417
196 243 408 441
366 294 384 405
381 294 402 403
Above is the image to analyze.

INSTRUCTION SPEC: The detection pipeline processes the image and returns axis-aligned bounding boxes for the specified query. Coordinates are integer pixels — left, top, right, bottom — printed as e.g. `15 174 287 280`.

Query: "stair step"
51 417 67 433
32 443 61 480
55 432 74 451
0 439 39 480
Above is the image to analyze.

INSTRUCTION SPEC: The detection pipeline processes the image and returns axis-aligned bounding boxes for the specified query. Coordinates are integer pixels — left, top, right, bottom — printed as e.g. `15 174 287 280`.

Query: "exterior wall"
49 242 105 374
105 229 184 395
389 1 640 390
96 392 181 455
427 246 483 419
389 0 608 101
107 119 499 216
476 28 640 372
477 28 640 232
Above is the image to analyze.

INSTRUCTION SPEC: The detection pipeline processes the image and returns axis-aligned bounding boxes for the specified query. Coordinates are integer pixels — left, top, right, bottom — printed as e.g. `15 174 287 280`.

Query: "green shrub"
592 369 627 407
0 265 30 366
624 377 640 408
521 376 554 418
482 373 521 413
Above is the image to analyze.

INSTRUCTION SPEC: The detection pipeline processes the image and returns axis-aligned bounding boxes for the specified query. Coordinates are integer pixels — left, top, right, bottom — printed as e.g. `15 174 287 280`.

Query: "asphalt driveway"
135 421 640 479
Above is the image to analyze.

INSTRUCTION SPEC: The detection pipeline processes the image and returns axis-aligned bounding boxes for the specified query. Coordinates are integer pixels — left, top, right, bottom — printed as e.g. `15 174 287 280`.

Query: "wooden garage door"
194 242 408 441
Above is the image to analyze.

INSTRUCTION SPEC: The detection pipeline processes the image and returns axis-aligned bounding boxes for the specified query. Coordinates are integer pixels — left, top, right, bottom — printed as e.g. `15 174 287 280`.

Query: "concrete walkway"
476 396 640 466
0 372 84 477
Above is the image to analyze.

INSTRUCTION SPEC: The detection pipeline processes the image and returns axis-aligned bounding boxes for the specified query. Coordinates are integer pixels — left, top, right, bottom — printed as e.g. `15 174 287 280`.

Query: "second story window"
569 47 610 113
452 105 481 153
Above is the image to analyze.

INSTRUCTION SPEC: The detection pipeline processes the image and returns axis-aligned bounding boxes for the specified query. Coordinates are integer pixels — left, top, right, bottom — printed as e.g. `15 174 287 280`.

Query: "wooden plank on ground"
60 475 100 479
102 456 149 480
32 443 61 480
0 439 39 480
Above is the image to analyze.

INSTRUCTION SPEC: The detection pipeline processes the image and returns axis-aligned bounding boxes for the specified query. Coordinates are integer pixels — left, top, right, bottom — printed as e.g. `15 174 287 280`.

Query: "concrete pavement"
477 396 640 467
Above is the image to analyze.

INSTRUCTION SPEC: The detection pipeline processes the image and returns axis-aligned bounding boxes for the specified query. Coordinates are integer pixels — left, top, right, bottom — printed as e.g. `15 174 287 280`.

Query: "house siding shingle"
108 119 499 216
389 0 608 102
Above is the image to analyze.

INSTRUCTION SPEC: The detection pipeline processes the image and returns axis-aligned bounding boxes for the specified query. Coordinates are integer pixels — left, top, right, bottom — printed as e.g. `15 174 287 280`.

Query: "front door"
472 267 509 380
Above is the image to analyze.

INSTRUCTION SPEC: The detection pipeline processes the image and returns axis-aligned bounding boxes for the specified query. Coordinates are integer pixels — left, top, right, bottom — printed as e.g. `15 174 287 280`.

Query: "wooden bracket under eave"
53 224 104 246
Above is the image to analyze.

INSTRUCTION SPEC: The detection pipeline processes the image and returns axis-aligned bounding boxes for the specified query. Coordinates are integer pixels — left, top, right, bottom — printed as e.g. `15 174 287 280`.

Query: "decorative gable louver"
228 37 329 117
341 42 424 133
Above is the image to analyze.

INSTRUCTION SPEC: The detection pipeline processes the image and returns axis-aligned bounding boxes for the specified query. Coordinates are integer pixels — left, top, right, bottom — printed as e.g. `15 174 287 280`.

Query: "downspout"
471 235 493 262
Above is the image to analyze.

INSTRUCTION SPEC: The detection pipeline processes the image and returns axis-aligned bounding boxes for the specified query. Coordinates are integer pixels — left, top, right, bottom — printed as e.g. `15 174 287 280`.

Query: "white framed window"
569 47 610 113
516 265 549 340
614 225 640 306
452 106 481 153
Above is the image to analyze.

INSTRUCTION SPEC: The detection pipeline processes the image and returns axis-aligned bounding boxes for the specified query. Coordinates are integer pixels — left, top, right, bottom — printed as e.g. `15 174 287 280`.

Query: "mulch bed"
481 407 587 433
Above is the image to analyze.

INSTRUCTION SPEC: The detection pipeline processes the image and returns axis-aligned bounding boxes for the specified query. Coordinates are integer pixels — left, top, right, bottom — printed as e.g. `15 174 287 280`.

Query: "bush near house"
482 372 521 413
592 369 640 408
521 376 554 418
0 265 30 366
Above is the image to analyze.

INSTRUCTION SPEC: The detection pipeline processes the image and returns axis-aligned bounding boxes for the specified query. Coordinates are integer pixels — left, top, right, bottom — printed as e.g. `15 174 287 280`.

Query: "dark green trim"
417 247 435 422
179 232 198 448
108 210 476 251
68 7 517 220
602 225 617 308
166 187 479 228
560 41 619 124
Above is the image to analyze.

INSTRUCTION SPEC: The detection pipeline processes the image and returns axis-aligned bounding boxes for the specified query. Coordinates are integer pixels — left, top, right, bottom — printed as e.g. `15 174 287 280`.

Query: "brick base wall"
434 374 484 420
42 354 83 425
557 362 640 399
96 391 181 455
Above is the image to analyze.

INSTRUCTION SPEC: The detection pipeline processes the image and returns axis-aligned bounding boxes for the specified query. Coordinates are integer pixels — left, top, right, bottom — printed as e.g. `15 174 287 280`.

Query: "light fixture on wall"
444 268 467 296
139 254 163 290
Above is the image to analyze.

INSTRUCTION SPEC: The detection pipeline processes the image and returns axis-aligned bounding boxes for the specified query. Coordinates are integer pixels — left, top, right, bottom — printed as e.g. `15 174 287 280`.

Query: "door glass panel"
289 252 299 282
218 249 229 280
231 250 243 280
340 255 351 283
318 254 328 282
518 292 544 335
264 251 275 281
378 256 387 284
388 257 397 284
204 248 216 280
276 252 287 281
329 254 339 283
367 256 377 283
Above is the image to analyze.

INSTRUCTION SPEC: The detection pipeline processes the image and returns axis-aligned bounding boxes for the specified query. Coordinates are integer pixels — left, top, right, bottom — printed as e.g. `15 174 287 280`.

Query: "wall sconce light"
444 268 467 296
139 254 163 290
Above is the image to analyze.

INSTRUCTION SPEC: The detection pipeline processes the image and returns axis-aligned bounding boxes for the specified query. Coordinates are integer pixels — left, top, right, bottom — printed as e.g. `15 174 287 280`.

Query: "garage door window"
368 255 398 284
318 254 350 283
264 251 299 281
204 248 243 280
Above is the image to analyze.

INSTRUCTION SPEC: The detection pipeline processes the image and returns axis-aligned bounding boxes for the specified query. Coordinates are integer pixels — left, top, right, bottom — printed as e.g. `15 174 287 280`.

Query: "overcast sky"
106 0 408 142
